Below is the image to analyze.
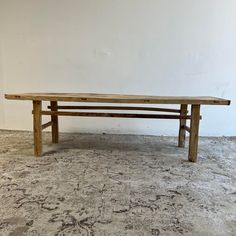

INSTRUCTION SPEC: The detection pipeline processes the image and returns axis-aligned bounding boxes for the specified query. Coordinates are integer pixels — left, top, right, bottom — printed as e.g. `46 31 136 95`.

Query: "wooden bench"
5 93 231 162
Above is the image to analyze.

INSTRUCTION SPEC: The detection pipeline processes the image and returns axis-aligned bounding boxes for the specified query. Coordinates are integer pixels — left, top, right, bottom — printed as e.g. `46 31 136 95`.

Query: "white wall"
0 0 235 136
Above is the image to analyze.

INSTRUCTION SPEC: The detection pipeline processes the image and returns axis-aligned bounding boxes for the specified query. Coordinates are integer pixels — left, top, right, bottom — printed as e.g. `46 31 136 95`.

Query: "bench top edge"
5 93 231 105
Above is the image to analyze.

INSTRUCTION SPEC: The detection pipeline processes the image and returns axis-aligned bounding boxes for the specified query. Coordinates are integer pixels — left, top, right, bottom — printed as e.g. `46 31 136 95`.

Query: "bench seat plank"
5 93 230 105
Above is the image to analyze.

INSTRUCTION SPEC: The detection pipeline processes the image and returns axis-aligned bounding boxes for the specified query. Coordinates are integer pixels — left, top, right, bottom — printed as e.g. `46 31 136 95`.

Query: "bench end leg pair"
33 101 58 157
178 104 201 162
178 104 200 162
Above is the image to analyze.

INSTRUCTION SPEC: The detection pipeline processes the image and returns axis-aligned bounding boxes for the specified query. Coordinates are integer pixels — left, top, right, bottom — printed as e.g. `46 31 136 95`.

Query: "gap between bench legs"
51 101 59 143
32 101 200 161
33 100 42 157
188 104 201 162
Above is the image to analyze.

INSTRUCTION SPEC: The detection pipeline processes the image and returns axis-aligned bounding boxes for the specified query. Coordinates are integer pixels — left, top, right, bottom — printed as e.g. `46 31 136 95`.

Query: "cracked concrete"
0 130 235 235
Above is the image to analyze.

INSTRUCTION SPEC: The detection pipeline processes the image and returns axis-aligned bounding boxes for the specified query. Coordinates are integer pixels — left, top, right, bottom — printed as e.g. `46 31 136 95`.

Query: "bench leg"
51 101 59 143
178 104 188 147
33 100 42 157
188 105 201 162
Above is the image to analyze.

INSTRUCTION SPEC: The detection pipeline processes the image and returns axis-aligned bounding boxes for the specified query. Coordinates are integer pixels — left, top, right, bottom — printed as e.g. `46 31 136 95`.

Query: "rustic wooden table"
5 93 231 162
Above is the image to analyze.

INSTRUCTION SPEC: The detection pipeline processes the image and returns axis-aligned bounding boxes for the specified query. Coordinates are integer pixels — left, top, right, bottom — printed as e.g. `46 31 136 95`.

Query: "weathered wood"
51 101 59 143
178 104 188 147
42 121 53 130
47 105 181 113
5 93 231 105
41 111 192 120
188 105 201 162
33 101 42 157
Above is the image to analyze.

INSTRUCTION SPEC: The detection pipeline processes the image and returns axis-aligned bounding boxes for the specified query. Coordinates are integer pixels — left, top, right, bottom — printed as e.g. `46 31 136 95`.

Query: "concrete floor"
0 130 235 236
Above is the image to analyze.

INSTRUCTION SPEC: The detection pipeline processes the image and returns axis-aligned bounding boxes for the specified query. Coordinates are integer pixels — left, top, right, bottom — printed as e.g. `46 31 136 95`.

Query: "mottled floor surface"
0 130 235 236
